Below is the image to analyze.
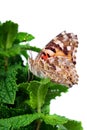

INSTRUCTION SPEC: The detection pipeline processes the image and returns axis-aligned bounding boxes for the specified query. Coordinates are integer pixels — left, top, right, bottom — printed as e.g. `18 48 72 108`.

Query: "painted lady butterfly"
28 31 79 87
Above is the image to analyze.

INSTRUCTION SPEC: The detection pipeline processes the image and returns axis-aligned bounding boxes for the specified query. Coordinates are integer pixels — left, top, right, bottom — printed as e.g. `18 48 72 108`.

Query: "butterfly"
28 31 79 87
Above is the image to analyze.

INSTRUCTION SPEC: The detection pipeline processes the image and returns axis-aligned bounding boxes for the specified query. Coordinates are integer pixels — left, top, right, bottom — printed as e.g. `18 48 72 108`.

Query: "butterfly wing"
29 31 79 87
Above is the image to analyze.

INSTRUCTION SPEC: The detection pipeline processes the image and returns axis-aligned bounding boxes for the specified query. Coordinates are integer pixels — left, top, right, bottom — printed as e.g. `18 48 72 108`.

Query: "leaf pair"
0 113 83 130
26 79 68 112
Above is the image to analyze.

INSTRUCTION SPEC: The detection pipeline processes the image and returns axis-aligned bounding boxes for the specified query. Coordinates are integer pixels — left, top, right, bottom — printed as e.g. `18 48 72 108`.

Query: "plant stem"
36 120 41 130
36 83 43 130
36 93 41 130
36 103 41 130
4 57 8 71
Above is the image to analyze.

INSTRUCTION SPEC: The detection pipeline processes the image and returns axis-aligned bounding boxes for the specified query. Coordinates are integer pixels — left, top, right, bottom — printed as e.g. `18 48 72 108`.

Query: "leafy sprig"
0 21 83 130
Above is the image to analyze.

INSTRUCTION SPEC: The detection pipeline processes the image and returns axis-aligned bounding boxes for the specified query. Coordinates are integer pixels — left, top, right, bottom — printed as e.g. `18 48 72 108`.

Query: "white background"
0 0 87 129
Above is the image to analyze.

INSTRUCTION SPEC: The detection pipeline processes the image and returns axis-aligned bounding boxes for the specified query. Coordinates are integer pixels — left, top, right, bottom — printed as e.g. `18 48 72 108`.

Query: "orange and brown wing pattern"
29 31 79 87
37 31 78 64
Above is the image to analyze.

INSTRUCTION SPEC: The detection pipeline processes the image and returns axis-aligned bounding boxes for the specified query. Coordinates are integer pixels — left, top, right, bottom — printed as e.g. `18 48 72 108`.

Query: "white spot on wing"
63 34 68 41
67 46 71 51
54 39 64 49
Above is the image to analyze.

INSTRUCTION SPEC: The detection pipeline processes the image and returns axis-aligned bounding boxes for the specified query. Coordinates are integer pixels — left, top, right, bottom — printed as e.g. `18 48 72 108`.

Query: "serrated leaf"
18 82 30 95
43 114 68 126
0 21 18 49
40 122 58 130
18 82 29 89
45 82 68 105
16 32 35 43
21 44 41 53
28 79 50 110
49 82 68 95
64 120 83 130
0 113 41 129
0 67 17 104
27 78 68 109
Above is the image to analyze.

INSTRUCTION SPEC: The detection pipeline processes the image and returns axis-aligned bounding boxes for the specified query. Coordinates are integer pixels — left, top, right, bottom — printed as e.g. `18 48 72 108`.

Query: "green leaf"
21 49 29 59
0 105 11 119
0 45 21 57
0 48 8 57
43 114 68 126
7 45 21 56
57 125 67 130
26 78 68 110
16 32 35 43
0 113 41 129
17 82 30 96
28 79 50 110
0 20 83 130
40 78 50 84
40 122 58 130
45 82 68 105
20 44 41 53
0 67 18 104
0 21 18 49
64 120 83 130
42 114 83 130
18 82 30 89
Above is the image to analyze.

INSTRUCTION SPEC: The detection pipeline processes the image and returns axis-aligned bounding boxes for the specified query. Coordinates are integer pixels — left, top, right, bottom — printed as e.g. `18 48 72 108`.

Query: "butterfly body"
28 31 79 87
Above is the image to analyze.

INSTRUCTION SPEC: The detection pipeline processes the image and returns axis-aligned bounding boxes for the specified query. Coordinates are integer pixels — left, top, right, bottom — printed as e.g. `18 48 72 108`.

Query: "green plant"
0 21 83 130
